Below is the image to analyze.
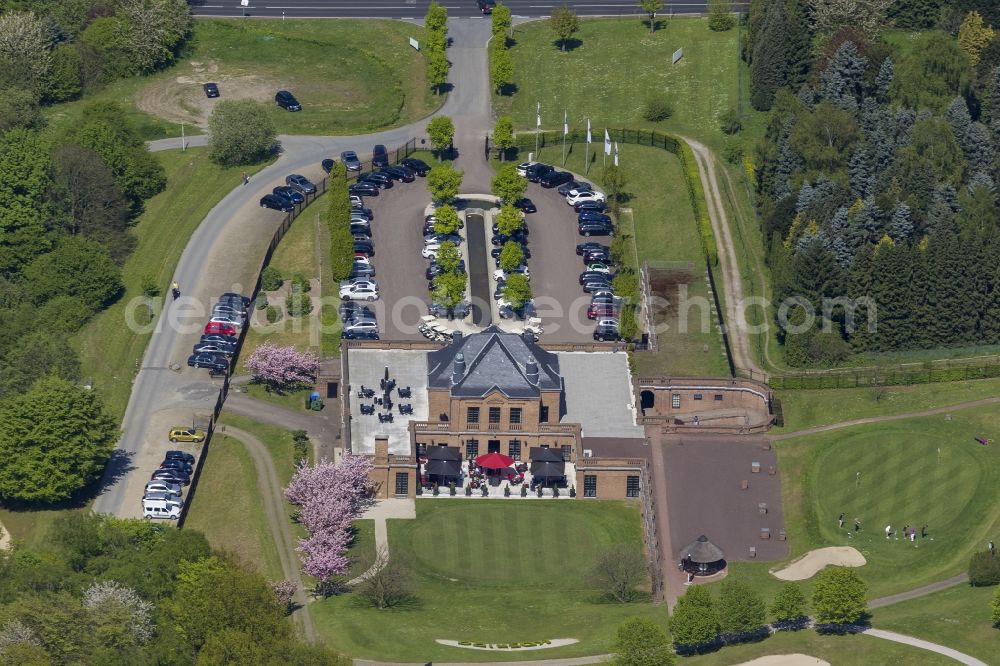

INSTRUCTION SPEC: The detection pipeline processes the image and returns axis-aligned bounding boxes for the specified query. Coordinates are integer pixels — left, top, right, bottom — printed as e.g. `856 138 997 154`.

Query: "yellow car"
168 428 206 443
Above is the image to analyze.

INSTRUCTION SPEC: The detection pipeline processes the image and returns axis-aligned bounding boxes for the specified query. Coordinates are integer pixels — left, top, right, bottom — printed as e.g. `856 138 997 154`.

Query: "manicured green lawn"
873 584 999 665
240 383 315 414
773 377 1000 433
767 406 1000 599
502 17 741 149
311 500 664 661
682 628 954 665
72 148 269 421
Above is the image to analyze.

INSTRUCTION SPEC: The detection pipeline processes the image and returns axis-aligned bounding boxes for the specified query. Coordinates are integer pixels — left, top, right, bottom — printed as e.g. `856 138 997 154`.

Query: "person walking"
854 518 861 532
990 540 996 556
885 524 892 539
910 527 916 542
171 281 180 299
241 172 249 186
921 525 928 538
838 513 844 529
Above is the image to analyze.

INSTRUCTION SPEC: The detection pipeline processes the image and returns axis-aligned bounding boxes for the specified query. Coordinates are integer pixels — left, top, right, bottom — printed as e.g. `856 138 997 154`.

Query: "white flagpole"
585 119 591 174
562 110 568 166
603 129 611 169
535 102 541 158
614 141 619 167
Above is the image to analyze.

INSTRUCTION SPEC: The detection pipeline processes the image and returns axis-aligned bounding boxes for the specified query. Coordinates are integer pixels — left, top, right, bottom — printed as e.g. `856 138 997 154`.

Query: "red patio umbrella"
476 452 514 470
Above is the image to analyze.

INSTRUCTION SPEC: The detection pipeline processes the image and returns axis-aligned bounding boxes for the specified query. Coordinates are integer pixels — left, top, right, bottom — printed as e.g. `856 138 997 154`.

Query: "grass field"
73 148 269 421
311 500 664 661
502 17 741 149
47 19 437 139
773 377 1000 433
872 584 998 665
767 405 1000 599
683 628 954 665
185 414 302 581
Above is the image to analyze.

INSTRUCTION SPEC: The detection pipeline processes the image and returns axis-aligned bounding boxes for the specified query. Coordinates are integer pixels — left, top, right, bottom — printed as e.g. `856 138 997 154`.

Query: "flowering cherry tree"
245 342 319 393
284 455 375 593
83 580 154 645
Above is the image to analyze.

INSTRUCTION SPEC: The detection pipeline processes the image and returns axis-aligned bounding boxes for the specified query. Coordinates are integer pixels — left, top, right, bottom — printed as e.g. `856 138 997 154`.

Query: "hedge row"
675 140 720 267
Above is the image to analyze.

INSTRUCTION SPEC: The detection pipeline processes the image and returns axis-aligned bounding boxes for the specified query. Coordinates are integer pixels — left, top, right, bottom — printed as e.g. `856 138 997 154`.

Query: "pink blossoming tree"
245 342 319 393
284 455 375 594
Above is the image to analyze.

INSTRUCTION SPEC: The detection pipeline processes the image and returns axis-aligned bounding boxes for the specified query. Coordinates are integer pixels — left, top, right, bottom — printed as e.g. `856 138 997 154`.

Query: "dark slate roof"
427 326 561 398
426 446 462 461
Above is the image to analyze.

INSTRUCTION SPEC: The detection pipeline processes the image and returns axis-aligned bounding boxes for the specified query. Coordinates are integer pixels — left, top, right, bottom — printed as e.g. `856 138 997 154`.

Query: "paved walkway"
346 499 416 585
221 426 316 642
0 518 10 550
646 429 686 610
861 628 989 666
868 573 969 609
771 396 1000 441
223 391 341 460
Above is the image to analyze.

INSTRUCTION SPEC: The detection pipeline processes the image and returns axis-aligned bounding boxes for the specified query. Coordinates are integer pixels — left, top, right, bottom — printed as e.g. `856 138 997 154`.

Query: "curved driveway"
93 18 492 518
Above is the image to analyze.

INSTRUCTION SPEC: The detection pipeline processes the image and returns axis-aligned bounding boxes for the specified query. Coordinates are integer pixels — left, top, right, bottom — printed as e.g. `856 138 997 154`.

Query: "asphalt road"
190 0 748 19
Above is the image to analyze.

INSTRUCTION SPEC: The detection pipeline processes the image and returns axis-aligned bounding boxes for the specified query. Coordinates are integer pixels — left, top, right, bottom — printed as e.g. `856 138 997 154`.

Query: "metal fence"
762 356 1000 390
638 462 663 603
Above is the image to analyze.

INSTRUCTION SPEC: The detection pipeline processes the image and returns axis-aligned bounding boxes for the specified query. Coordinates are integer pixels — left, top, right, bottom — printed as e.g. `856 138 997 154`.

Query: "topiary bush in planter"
262 266 283 291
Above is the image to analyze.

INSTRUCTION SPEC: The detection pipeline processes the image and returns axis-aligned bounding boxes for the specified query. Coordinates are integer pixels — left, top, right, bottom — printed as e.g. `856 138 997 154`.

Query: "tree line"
0 513 347 663
746 0 1000 366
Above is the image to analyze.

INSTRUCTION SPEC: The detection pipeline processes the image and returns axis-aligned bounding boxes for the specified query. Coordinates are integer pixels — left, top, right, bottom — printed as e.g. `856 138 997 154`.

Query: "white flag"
604 129 612 155
563 110 568 136
614 142 619 167
586 119 592 144
536 102 541 128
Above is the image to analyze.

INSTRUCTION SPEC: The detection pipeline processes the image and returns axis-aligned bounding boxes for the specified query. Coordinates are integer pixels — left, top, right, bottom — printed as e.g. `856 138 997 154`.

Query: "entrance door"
488 440 501 453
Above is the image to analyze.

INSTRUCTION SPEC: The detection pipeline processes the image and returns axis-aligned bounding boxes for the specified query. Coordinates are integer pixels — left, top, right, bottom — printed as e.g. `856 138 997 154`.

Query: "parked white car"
340 282 379 301
145 480 182 497
208 315 244 329
493 266 530 282
516 161 536 177
566 190 606 206
142 497 182 520
422 244 442 259
343 320 379 334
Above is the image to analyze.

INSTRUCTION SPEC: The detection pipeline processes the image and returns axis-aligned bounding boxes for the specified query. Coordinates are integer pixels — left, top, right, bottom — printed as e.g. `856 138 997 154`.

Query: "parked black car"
478 0 496 14
273 186 303 204
322 158 335 173
429 301 471 318
151 469 190 486
580 270 612 285
492 244 531 259
578 221 613 237
513 198 537 213
576 242 609 256
351 222 371 236
594 325 620 341
259 194 294 212
203 82 220 98
491 230 529 246
159 459 193 476
349 182 380 197
574 199 608 213
165 450 195 465
340 302 375 320
372 144 389 168
559 180 591 196
353 239 375 256
193 343 235 356
286 174 316 194
220 292 250 307
275 90 301 111
401 157 431 176
358 171 394 188
349 262 377 278
381 165 415 182
525 163 554 183
201 333 238 346
341 150 362 171
187 353 228 371
341 328 380 340
539 170 574 188
352 205 374 220
583 248 611 264
578 211 613 224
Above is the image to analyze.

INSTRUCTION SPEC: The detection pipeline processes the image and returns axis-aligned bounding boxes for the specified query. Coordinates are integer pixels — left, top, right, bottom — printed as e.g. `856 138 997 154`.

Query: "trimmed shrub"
285 293 313 317
256 293 269 310
262 266 283 291
290 274 311 293
642 95 674 122
969 550 1000 586
266 305 281 323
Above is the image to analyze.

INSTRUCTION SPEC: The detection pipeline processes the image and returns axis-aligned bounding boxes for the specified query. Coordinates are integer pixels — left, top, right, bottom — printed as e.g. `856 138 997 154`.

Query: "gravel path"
222 426 316 643
861 628 989 666
868 573 970 609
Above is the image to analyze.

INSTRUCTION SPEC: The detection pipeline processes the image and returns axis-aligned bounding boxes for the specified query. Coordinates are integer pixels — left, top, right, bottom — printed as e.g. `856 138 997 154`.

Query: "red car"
204 321 237 337
587 303 618 320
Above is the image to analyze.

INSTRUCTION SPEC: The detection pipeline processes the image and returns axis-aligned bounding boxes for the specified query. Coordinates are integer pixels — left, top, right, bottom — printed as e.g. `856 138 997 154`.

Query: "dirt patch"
136 59 282 128
647 266 696 329
771 546 867 581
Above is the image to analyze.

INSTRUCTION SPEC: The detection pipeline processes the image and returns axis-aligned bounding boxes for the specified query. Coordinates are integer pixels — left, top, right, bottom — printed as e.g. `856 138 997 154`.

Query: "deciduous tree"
492 162 526 201
435 240 462 273
808 0 892 41
425 1 449 33
427 115 455 160
501 273 532 308
490 41 514 94
208 99 277 166
811 566 868 626
492 2 512 37
550 4 579 52
591 544 646 603
708 0 735 31
0 127 54 275
433 270 468 310
427 165 464 203
0 11 52 95
427 46 450 95
495 204 524 235
770 582 807 625
433 204 461 235
669 585 719 651
992 585 1000 626
246 343 320 393
83 580 154 648
493 116 516 160
638 0 663 33
23 237 123 311
357 546 415 609
717 578 766 638
611 617 674 666
499 241 525 271
0 376 119 503
958 10 995 67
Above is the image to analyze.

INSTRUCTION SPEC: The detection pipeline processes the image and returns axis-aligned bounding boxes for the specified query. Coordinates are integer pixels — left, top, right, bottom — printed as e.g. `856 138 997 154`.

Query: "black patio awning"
530 447 563 462
425 458 462 477
426 446 461 461
530 459 565 478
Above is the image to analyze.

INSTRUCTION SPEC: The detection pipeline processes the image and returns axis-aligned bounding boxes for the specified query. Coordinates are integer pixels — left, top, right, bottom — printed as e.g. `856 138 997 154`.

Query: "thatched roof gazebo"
678 535 726 576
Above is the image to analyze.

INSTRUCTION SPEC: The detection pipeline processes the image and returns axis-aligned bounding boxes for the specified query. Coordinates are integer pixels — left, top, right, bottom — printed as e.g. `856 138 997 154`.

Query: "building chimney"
525 358 539 384
452 353 466 384
374 436 389 464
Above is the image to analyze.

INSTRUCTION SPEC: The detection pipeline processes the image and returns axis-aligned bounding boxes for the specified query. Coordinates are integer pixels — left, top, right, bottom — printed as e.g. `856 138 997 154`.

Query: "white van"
142 497 182 520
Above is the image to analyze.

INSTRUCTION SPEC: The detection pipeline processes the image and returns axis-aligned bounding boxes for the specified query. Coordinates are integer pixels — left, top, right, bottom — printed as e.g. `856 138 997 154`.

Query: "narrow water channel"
464 211 491 327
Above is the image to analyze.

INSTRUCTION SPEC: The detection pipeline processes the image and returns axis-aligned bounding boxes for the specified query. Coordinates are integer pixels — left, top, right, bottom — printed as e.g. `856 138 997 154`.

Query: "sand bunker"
734 655 830 666
771 546 866 581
